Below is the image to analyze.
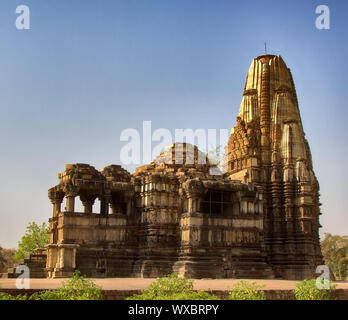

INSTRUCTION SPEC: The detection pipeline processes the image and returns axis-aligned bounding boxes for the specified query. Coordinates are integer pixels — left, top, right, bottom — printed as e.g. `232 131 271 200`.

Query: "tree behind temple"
0 247 15 272
321 233 348 280
15 222 49 261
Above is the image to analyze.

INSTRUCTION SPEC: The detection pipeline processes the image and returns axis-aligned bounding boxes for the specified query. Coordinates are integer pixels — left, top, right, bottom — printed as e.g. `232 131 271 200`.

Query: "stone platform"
1 278 348 300
2 277 348 290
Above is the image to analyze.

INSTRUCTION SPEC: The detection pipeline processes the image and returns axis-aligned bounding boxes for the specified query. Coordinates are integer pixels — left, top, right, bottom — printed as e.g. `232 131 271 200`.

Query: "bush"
0 292 27 300
127 273 219 300
30 270 103 300
229 280 266 300
294 278 337 300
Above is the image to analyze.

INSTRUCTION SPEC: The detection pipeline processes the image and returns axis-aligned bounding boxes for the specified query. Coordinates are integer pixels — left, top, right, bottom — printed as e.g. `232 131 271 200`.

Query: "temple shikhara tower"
6 54 322 280
226 54 323 278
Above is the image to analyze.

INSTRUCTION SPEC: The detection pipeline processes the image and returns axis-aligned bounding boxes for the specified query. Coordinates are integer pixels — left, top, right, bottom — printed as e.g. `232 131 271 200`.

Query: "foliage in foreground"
229 280 266 300
294 278 337 300
15 222 49 261
29 270 103 300
127 273 219 300
0 271 102 300
0 289 27 300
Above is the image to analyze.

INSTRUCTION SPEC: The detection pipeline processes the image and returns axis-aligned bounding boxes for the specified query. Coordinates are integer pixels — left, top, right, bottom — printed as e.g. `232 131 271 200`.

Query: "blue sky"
0 0 347 248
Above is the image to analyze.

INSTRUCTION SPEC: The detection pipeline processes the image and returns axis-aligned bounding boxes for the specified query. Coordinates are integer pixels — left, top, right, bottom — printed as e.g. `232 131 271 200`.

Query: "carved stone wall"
45 143 274 279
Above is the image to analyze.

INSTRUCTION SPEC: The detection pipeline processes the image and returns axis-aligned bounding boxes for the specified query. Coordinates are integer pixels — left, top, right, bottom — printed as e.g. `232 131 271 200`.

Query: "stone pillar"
59 247 65 269
47 244 80 278
187 195 202 213
80 194 96 214
51 219 58 244
192 198 197 212
66 193 77 212
188 198 193 213
54 199 62 215
63 184 79 213
185 189 204 214
126 200 132 216
45 244 58 278
83 201 93 213
99 194 111 215
99 197 107 215
48 191 64 218
109 202 117 214
125 191 134 216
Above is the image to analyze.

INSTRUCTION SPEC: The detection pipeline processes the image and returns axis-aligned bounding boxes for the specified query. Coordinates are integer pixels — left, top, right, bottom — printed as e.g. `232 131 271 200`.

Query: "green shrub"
0 292 27 300
30 270 103 300
229 280 266 300
0 284 27 300
294 278 337 300
127 273 219 300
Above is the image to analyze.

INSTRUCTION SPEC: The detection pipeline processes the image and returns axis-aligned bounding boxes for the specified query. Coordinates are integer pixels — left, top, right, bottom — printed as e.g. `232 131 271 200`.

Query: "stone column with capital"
62 182 79 213
80 193 97 214
124 191 134 216
63 183 79 213
65 193 77 212
183 179 205 215
48 190 64 218
99 192 111 215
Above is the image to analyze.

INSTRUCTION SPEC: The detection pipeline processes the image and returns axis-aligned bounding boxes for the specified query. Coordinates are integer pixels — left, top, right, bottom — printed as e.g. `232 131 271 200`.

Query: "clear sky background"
0 0 347 248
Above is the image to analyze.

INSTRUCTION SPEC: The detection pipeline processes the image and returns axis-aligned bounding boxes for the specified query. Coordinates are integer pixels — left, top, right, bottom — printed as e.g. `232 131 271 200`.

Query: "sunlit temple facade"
13 54 323 280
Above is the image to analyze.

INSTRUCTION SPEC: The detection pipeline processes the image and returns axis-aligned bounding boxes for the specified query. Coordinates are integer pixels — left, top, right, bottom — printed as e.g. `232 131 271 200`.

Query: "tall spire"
227 54 323 279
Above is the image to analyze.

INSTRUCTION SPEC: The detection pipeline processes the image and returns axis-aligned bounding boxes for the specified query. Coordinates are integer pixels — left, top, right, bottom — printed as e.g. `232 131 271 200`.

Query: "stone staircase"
5 248 47 279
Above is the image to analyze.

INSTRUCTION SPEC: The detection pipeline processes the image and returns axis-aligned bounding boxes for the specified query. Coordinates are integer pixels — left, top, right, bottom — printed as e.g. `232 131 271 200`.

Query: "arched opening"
75 199 84 213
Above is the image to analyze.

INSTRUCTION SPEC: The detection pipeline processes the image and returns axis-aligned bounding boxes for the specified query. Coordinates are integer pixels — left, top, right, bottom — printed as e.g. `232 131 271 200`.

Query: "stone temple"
13 54 323 280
